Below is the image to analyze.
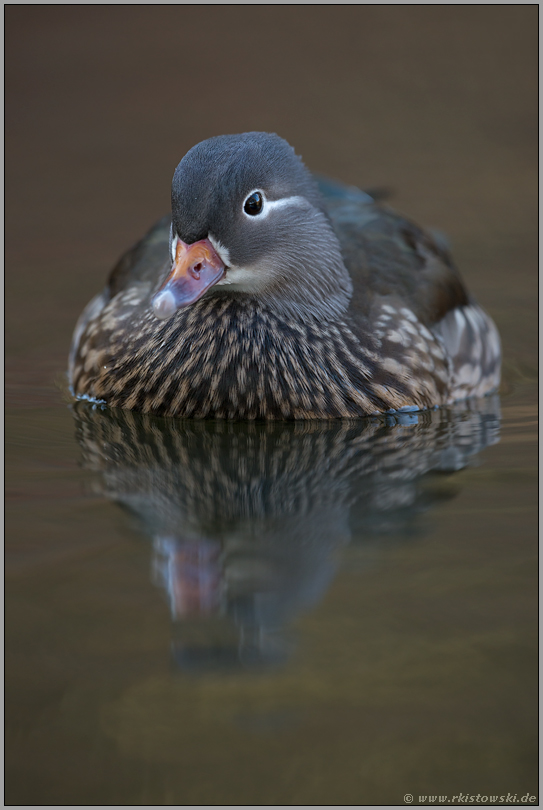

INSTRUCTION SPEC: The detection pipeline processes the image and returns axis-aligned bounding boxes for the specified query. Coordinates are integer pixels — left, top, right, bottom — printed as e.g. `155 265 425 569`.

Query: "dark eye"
243 191 263 216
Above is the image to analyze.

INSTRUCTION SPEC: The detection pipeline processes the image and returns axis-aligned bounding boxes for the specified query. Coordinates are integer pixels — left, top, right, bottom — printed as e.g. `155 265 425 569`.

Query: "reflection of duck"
69 132 501 419
73 397 500 669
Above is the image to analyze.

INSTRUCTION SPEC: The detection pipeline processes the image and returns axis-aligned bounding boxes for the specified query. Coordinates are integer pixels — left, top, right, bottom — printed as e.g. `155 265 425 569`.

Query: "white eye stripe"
264 195 306 213
242 190 306 220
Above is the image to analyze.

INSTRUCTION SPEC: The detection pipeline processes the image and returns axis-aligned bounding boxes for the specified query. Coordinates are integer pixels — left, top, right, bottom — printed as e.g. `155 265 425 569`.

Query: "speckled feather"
69 135 500 419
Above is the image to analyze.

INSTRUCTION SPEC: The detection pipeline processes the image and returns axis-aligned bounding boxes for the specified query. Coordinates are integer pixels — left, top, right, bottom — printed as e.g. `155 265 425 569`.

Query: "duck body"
69 133 501 419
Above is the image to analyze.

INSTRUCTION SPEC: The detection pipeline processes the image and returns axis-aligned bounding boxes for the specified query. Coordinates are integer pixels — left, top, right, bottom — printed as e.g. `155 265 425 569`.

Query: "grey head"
157 132 353 322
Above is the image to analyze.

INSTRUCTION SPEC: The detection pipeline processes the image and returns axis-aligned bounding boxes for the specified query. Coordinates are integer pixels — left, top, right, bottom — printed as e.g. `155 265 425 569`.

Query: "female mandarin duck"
69 132 501 420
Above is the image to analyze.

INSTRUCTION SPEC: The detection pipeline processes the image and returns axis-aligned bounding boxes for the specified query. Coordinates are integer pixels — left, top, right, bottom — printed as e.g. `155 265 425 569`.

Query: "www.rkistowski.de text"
403 793 537 805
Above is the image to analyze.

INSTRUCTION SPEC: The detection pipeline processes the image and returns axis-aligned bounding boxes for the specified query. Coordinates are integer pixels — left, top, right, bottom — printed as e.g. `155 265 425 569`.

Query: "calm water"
6 7 537 806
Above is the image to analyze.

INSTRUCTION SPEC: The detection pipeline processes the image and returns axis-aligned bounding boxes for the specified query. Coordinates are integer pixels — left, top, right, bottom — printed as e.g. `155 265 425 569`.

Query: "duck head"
152 132 353 322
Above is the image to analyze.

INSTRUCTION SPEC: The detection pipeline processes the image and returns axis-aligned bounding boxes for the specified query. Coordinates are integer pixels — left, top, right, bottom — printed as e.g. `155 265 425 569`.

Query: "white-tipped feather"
170 233 178 262
207 234 232 266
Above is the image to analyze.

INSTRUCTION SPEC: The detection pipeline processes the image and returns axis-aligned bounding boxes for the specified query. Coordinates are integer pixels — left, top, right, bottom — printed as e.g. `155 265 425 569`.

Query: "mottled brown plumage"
69 133 501 419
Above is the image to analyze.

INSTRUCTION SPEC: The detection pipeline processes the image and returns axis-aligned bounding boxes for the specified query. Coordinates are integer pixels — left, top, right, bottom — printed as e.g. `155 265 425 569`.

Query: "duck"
69 131 501 420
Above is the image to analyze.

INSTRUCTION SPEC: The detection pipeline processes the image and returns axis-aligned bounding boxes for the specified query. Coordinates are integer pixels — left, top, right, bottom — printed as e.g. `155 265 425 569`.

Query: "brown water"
5 7 538 806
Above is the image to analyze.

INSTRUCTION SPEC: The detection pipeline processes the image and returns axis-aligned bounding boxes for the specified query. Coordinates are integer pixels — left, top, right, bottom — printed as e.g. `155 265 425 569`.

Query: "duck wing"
106 214 171 299
319 176 500 401
68 215 171 384
317 175 469 328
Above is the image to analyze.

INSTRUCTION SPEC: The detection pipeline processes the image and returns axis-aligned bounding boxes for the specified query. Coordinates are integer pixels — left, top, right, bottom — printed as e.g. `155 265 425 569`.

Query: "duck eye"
243 192 263 216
